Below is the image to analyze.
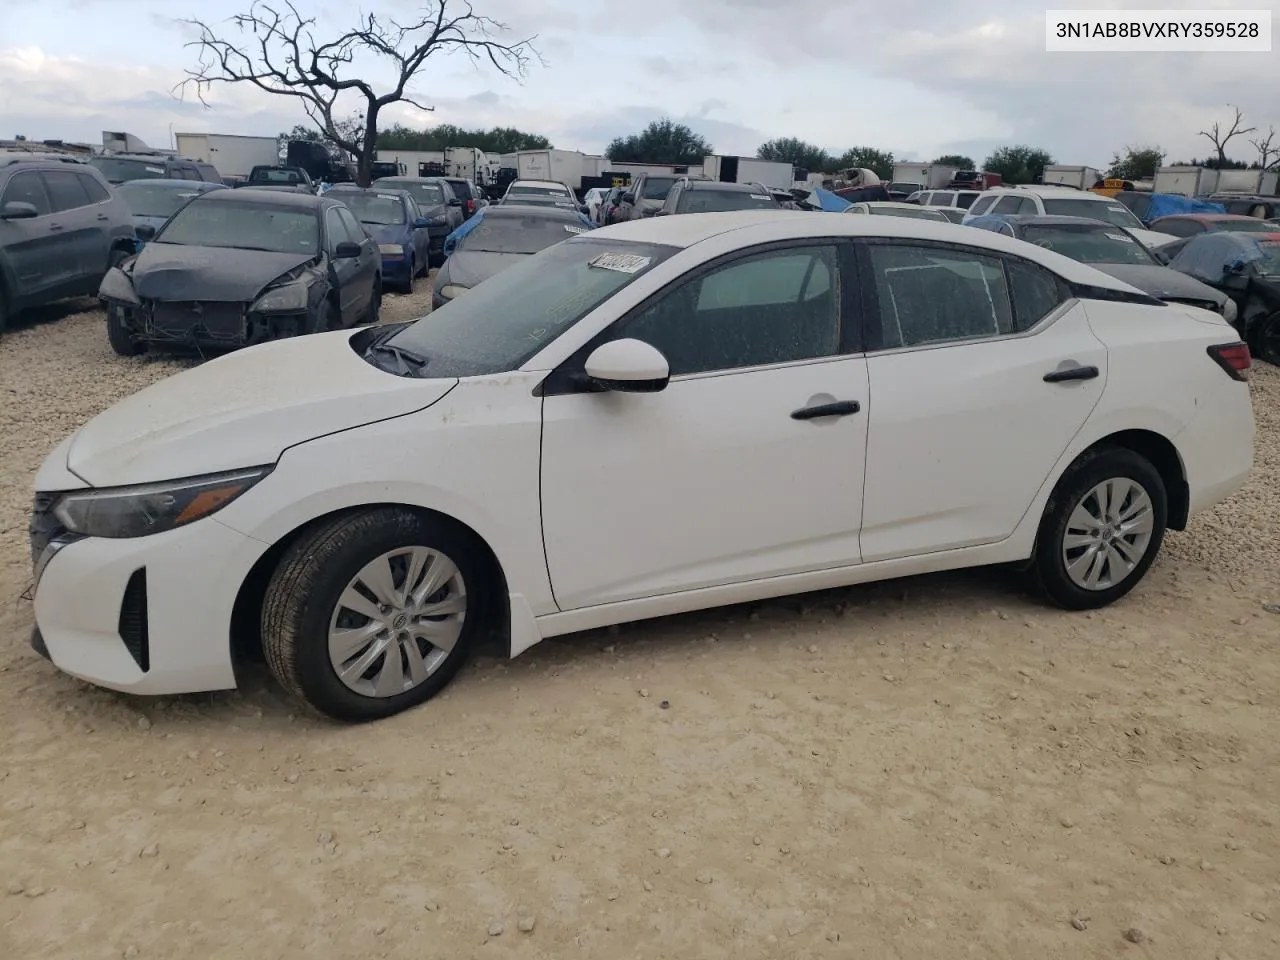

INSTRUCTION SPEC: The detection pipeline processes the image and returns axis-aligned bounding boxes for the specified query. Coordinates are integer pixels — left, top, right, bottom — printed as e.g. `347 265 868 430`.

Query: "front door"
326 207 366 323
855 240 1108 562
539 242 870 611
0 171 63 298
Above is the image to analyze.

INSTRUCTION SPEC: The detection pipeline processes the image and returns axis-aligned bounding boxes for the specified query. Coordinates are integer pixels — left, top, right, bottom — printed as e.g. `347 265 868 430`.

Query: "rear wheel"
1028 447 1167 610
400 259 415 294
106 305 144 356
260 508 491 721
1248 311 1280 366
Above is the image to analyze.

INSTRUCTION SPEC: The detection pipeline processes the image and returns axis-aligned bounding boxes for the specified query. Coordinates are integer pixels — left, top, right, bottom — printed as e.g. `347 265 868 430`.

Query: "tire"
400 260 415 294
260 508 491 721
0 285 8 335
1027 446 1167 610
363 280 382 325
314 298 341 334
106 305 144 356
1248 311 1280 366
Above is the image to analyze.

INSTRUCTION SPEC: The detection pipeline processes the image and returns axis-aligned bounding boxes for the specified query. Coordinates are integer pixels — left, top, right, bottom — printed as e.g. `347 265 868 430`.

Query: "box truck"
1042 165 1103 189
1153 166 1220 197
174 133 279 179
701 155 795 190
1211 168 1279 195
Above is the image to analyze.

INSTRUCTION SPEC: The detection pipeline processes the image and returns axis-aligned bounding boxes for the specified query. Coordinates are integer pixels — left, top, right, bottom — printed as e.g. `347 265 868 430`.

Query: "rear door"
41 169 103 288
0 171 62 298
324 206 364 322
856 239 1107 561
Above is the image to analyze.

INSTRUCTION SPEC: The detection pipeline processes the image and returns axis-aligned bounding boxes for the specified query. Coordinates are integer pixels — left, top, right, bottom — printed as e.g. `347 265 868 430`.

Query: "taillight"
1207 341 1251 381
465 199 476 215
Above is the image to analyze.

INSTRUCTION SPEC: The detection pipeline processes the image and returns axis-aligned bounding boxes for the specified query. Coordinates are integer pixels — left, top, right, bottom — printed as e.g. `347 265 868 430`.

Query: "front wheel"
106 305 144 356
1248 311 1280 366
260 508 491 721
1028 447 1167 610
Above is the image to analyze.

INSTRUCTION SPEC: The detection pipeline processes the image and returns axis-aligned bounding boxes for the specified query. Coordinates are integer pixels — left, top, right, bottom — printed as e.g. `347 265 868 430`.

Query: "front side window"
867 243 1014 349
158 200 319 255
617 244 841 376
335 207 367 244
640 177 678 200
1 171 52 215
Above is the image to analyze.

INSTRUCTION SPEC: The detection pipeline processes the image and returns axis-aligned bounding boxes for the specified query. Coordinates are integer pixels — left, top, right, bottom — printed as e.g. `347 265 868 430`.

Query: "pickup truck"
237 165 316 194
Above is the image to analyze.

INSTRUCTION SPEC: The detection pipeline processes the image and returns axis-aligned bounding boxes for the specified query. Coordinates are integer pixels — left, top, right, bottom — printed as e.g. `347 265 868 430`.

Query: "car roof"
117 178 219 189
374 176 447 184
509 179 572 190
197 188 325 209
863 201 944 210
0 151 90 167
982 185 1110 200
482 203 582 222
684 181 766 191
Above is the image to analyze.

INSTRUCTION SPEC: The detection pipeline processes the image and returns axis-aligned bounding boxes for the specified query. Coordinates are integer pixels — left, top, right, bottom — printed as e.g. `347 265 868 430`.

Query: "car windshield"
89 157 165 183
335 193 406 225
1019 224 1157 265
1040 198 1144 229
508 185 571 199
869 206 948 221
457 213 587 254
1216 219 1278 233
682 189 779 212
386 238 676 377
382 181 444 206
1257 240 1280 275
156 200 319 255
117 183 206 218
641 178 678 200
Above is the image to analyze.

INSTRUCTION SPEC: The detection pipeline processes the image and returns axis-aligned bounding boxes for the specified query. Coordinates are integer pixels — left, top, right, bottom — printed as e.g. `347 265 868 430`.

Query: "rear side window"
968 196 997 216
78 174 111 204
867 243 1014 349
42 170 92 212
1006 259 1068 330
2 171 52 215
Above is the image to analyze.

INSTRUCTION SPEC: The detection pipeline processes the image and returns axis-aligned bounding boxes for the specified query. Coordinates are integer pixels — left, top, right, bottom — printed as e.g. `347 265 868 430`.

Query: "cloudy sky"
2 0 1277 167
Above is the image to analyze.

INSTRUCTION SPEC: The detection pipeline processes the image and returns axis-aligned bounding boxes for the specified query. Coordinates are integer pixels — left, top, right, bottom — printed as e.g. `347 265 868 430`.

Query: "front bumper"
29 512 265 695
105 299 315 348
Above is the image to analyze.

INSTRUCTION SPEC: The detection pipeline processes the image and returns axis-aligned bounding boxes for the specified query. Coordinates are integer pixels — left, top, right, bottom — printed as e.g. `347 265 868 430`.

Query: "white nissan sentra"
28 212 1254 721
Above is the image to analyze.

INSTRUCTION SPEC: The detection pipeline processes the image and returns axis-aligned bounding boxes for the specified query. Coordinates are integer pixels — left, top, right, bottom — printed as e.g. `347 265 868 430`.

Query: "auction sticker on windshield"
564 225 587 234
750 194 771 200
376 194 400 200
589 252 652 273
1105 232 1135 242
145 166 164 174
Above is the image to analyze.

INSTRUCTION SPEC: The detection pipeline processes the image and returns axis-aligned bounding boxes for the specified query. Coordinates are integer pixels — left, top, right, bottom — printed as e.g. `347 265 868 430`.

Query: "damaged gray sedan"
98 190 381 356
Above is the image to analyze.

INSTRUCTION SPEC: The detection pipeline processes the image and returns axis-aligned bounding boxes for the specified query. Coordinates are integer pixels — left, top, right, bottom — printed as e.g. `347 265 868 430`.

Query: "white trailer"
604 161 704 180
1042 165 1103 189
701 155 795 190
1153 166 1220 197
174 133 278 179
515 149 589 188
1212 168 1279 195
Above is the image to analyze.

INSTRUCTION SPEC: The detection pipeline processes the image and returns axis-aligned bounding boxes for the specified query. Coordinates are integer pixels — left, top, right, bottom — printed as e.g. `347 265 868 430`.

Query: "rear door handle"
1043 364 1099 383
48 223 64 232
791 400 861 420
97 214 110 221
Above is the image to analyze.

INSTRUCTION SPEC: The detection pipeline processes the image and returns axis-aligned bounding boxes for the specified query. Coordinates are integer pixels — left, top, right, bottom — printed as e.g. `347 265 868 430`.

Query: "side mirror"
579 204 589 215
620 193 635 204
334 241 362 259
412 217 430 229
1 201 39 220
134 223 157 240
583 339 669 393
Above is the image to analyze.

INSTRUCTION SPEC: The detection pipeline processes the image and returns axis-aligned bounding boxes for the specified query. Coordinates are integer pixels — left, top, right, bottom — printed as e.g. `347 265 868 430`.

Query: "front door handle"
1043 364 1099 383
791 399 861 420
48 223 64 232
97 214 110 221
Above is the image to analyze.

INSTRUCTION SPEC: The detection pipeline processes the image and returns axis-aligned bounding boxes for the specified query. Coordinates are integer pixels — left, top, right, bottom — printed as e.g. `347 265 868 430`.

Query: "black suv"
657 179 781 216
88 154 221 185
0 153 135 332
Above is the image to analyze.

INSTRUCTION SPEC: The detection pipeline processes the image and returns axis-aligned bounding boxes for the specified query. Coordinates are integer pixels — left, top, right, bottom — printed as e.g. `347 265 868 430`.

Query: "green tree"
836 146 894 180
378 123 552 153
757 137 832 174
606 119 712 165
1106 145 1164 181
983 145 1054 184
932 154 975 169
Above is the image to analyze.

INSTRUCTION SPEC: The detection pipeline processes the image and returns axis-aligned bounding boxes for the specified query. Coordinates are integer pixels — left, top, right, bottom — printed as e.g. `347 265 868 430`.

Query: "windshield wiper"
366 339 429 376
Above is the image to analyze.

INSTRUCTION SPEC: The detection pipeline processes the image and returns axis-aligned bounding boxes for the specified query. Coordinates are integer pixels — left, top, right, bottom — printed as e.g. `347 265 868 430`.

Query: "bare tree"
1197 105 1257 168
178 0 538 185
1250 126 1279 171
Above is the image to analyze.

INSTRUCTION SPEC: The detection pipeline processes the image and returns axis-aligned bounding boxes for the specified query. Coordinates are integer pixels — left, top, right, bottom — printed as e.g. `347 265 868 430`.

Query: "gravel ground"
1 284 1278 960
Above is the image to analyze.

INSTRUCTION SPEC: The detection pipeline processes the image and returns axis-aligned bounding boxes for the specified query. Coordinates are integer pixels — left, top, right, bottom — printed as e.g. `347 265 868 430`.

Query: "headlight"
379 243 406 258
51 467 272 539
1222 298 1237 324
437 284 468 300
99 267 139 305
251 281 309 313
427 215 448 227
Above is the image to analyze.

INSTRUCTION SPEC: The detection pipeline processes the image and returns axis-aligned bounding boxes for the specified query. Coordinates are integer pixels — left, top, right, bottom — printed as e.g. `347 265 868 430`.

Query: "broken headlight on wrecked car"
51 467 272 539
99 267 139 304
250 281 311 314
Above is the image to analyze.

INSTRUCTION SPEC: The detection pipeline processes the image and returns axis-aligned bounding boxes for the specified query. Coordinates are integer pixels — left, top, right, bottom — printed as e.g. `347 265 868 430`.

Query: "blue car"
327 186 430 292
113 179 227 252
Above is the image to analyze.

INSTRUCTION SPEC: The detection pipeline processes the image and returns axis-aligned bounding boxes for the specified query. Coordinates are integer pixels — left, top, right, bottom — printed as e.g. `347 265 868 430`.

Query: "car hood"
1127 227 1179 249
366 223 411 245
61 331 457 487
128 244 318 301
443 250 527 288
1089 263 1227 304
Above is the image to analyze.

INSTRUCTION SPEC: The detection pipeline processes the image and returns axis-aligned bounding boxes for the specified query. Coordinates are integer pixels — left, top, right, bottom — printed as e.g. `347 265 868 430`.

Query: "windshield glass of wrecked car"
1257 240 1280 275
385 238 677 377
1020 224 1157 265
89 157 166 184
458 214 588 255
155 200 320 255
117 182 206 218
336 193 406 225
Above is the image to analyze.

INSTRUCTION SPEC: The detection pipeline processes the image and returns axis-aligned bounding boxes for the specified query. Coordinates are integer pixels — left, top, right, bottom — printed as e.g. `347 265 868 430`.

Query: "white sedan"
28 212 1255 721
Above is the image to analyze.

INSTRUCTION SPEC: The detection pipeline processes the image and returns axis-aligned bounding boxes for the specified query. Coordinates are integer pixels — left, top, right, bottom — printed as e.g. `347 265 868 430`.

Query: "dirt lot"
1 285 1278 960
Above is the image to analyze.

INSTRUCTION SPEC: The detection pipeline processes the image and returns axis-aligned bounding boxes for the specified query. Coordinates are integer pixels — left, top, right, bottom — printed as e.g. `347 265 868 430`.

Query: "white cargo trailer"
1153 166 1220 197
173 133 278 178
701 155 794 190
1212 168 1279 195
1042 165 1103 189
515 149 588 188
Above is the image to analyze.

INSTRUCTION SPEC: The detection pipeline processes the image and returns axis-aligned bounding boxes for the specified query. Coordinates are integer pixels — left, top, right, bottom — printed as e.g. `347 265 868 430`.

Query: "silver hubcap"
1062 478 1155 591
327 547 467 698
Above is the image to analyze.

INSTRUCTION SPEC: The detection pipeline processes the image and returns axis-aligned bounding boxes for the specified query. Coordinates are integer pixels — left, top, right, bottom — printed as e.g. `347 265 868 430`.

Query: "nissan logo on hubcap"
392 613 408 630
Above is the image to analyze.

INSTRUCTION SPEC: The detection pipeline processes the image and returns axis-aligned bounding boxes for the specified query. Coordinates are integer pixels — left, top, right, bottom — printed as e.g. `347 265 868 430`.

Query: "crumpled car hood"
1090 263 1228 305
444 250 526 288
61 331 457 487
129 244 317 302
